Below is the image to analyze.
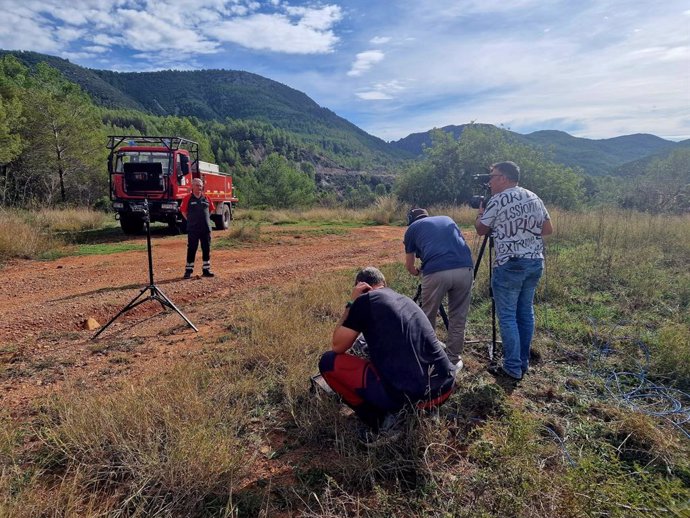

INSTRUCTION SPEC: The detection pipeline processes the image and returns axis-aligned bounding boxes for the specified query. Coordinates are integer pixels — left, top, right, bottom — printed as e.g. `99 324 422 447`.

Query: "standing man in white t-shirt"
474 161 553 381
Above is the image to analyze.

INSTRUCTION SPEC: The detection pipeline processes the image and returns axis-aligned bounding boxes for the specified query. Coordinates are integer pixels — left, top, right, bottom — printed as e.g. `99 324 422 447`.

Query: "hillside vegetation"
390 124 681 177
1 50 687 215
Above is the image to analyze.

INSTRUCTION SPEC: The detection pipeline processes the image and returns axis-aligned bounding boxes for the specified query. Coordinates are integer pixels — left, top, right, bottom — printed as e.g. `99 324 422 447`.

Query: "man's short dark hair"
407 207 429 226
492 161 520 182
355 266 386 286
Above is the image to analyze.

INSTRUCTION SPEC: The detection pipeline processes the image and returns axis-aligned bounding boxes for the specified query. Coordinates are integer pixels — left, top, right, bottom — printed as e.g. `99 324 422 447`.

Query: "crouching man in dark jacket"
319 267 457 441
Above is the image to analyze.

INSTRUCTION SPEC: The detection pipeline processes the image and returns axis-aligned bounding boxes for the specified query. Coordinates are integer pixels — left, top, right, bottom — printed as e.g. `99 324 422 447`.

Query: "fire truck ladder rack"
107 135 200 154
106 135 202 197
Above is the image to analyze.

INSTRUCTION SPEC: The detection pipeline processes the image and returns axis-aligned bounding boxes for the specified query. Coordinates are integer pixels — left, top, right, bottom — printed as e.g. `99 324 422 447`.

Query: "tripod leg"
92 286 150 339
150 286 199 332
439 303 449 330
148 286 168 310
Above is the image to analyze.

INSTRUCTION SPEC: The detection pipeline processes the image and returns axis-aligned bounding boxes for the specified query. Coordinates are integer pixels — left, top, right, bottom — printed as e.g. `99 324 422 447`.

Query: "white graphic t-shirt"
479 186 550 266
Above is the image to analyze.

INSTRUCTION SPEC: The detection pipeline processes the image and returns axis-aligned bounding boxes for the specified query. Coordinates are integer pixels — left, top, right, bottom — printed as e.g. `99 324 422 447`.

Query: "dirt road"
0 224 406 416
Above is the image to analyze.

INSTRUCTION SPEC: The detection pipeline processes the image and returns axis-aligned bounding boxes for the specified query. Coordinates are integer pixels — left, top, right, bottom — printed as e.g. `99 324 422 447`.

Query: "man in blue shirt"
404 209 473 371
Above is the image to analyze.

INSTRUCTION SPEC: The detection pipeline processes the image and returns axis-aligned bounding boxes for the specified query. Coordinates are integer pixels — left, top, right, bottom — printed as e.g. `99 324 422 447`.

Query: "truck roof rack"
106 136 199 154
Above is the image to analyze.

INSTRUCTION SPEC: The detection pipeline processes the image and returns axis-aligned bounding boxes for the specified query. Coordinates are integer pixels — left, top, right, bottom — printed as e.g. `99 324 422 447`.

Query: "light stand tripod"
93 199 198 339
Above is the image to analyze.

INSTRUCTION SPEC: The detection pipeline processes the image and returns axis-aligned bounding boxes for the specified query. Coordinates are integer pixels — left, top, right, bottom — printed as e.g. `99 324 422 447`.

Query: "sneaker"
202 270 215 278
488 364 522 381
380 412 405 435
357 424 379 445
183 270 192 279
357 412 405 447
455 358 464 372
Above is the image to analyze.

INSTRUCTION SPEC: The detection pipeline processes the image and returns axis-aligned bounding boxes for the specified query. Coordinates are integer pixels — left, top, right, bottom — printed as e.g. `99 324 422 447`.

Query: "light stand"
93 199 198 339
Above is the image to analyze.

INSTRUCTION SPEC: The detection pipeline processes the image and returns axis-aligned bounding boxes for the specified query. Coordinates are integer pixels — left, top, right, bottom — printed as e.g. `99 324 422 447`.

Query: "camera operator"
474 161 553 381
318 267 456 442
403 208 473 372
181 178 215 279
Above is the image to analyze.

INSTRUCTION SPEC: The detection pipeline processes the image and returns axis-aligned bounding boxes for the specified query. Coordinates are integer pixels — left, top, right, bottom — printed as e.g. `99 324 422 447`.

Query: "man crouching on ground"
318 267 457 440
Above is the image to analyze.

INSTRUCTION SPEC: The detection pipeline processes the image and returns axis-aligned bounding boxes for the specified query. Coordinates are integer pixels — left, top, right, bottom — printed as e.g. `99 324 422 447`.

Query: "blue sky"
1 0 688 142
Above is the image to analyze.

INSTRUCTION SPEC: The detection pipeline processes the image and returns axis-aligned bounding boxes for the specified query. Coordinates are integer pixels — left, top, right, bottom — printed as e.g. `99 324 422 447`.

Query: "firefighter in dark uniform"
180 178 215 278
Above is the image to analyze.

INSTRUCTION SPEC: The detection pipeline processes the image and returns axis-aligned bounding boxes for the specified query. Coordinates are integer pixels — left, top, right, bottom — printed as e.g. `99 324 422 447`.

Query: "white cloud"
207 8 341 54
285 4 342 30
116 9 219 53
83 45 109 54
91 34 119 46
0 0 687 141
55 27 85 43
356 91 392 100
355 80 405 100
347 50 384 77
0 0 342 65
370 36 391 45
0 10 62 53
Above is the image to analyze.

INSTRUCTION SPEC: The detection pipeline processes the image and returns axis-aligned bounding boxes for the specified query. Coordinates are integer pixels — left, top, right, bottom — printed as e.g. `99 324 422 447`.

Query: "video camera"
470 173 492 209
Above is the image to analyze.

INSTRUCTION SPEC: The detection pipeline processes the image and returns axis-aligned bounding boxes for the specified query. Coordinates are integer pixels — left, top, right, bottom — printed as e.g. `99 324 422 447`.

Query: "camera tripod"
467 232 500 363
412 284 449 330
93 199 198 339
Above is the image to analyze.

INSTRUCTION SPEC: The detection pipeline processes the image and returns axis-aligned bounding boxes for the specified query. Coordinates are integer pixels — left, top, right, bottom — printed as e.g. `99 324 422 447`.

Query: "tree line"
1 55 687 213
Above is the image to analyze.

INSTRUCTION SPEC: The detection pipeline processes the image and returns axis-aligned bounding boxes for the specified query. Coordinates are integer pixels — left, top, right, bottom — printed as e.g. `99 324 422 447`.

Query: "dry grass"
0 209 62 261
2 208 690 517
35 208 109 232
2 368 249 516
426 203 477 227
235 206 368 225
0 208 113 262
234 198 483 229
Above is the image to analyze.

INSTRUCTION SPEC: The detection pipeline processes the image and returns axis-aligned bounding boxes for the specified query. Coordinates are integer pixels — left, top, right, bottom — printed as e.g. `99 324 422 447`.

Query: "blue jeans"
492 258 544 378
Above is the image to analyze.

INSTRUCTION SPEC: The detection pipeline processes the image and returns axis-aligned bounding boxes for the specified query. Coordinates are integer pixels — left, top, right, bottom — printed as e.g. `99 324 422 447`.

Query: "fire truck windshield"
114 152 172 175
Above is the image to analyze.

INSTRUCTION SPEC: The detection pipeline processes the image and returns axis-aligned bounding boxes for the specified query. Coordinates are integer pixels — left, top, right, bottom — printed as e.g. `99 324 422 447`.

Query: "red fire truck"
108 135 238 234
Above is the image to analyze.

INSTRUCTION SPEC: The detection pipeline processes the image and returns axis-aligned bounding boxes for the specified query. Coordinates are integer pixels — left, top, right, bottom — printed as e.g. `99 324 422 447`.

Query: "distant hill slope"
1 50 409 165
390 125 680 176
0 50 145 110
521 130 677 175
612 138 690 176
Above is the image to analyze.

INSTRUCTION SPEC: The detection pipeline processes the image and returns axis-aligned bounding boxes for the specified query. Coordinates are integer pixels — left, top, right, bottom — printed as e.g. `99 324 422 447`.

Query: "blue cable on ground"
588 318 690 440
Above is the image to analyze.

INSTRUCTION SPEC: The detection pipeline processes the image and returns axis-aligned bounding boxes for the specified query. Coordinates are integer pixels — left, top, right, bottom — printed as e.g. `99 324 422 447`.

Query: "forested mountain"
1 50 408 169
0 51 144 110
390 125 680 176
521 130 677 175
1 49 686 213
612 138 690 176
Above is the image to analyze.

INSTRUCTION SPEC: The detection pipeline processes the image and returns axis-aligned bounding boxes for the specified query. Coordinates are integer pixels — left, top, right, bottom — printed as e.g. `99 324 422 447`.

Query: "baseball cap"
407 208 429 225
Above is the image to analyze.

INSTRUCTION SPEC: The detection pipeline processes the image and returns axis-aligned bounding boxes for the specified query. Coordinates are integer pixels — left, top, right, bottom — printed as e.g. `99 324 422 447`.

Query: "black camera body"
473 173 492 186
470 173 492 209
470 195 486 209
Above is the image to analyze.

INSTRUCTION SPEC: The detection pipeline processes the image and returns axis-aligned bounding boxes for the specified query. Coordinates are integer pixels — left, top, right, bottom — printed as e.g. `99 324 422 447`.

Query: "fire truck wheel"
216 203 231 230
168 219 187 235
120 214 144 235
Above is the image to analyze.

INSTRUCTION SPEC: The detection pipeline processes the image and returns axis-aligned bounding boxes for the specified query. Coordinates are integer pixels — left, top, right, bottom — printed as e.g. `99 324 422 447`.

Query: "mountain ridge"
1 49 682 176
390 125 680 175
